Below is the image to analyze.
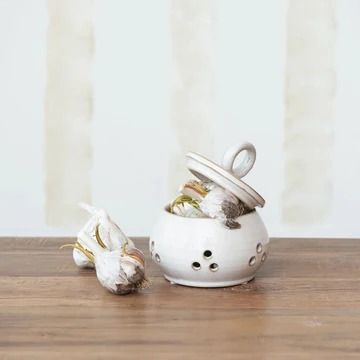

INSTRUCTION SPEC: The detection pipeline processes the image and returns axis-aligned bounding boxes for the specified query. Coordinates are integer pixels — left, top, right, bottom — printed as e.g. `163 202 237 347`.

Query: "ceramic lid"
185 142 265 209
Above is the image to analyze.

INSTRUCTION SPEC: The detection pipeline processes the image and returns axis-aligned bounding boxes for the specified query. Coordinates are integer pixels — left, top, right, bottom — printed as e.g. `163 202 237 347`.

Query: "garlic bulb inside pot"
199 186 244 229
173 181 251 229
169 194 205 218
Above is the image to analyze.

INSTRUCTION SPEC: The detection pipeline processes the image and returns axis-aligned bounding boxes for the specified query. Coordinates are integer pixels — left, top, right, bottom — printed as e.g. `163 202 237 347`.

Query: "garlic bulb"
172 181 250 228
179 180 209 201
79 203 135 249
72 203 137 268
200 186 244 229
78 230 146 295
169 194 205 218
62 204 147 295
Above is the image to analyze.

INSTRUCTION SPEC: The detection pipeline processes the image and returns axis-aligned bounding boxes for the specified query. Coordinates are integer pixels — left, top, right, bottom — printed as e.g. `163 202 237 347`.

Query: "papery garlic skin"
61 203 147 295
200 186 242 229
76 215 147 295
73 248 94 268
74 203 136 266
180 180 209 201
79 203 134 250
170 183 248 229
172 201 205 218
95 250 145 295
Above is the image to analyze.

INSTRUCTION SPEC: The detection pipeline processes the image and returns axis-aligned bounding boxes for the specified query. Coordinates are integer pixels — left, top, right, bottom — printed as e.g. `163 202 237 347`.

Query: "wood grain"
0 237 360 359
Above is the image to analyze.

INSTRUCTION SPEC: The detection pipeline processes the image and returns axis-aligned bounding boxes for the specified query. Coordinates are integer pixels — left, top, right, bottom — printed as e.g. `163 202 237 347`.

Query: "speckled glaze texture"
150 208 269 288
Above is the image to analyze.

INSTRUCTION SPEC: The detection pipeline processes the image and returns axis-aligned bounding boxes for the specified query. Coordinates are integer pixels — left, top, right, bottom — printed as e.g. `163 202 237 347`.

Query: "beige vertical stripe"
169 0 215 191
283 0 336 224
45 0 93 227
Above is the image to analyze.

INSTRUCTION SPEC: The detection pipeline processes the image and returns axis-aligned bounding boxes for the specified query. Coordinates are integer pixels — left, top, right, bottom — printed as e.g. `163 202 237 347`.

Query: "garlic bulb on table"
77 230 146 295
62 204 147 295
72 203 137 268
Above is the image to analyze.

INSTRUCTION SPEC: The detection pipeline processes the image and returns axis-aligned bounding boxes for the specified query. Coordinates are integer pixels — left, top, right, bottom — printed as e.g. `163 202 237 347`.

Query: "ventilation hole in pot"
256 243 263 253
192 262 201 271
155 253 161 263
150 241 155 251
209 263 219 272
261 252 267 262
203 250 212 259
249 256 256 266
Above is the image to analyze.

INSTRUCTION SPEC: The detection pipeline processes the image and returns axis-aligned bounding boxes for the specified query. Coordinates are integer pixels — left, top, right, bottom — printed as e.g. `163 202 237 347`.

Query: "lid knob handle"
221 141 256 179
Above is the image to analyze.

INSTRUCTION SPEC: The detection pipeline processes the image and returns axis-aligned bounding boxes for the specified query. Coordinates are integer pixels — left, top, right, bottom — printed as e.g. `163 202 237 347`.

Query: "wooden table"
1 238 359 359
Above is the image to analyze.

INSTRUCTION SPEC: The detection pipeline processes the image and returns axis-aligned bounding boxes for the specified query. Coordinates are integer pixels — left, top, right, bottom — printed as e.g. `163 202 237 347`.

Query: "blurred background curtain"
0 0 359 238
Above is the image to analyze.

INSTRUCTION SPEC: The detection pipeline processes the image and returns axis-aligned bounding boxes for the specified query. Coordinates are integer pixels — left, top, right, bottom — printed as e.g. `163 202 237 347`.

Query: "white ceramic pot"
150 207 269 287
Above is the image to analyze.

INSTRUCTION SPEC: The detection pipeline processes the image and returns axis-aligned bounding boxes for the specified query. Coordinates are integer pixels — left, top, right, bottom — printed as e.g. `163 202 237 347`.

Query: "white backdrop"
0 0 359 237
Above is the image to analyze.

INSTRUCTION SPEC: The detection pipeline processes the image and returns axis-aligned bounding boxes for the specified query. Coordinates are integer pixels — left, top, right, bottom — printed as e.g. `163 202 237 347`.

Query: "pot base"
164 274 255 288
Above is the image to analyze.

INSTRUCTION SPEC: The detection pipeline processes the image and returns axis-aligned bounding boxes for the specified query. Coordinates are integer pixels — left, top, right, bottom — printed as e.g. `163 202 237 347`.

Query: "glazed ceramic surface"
150 208 269 287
